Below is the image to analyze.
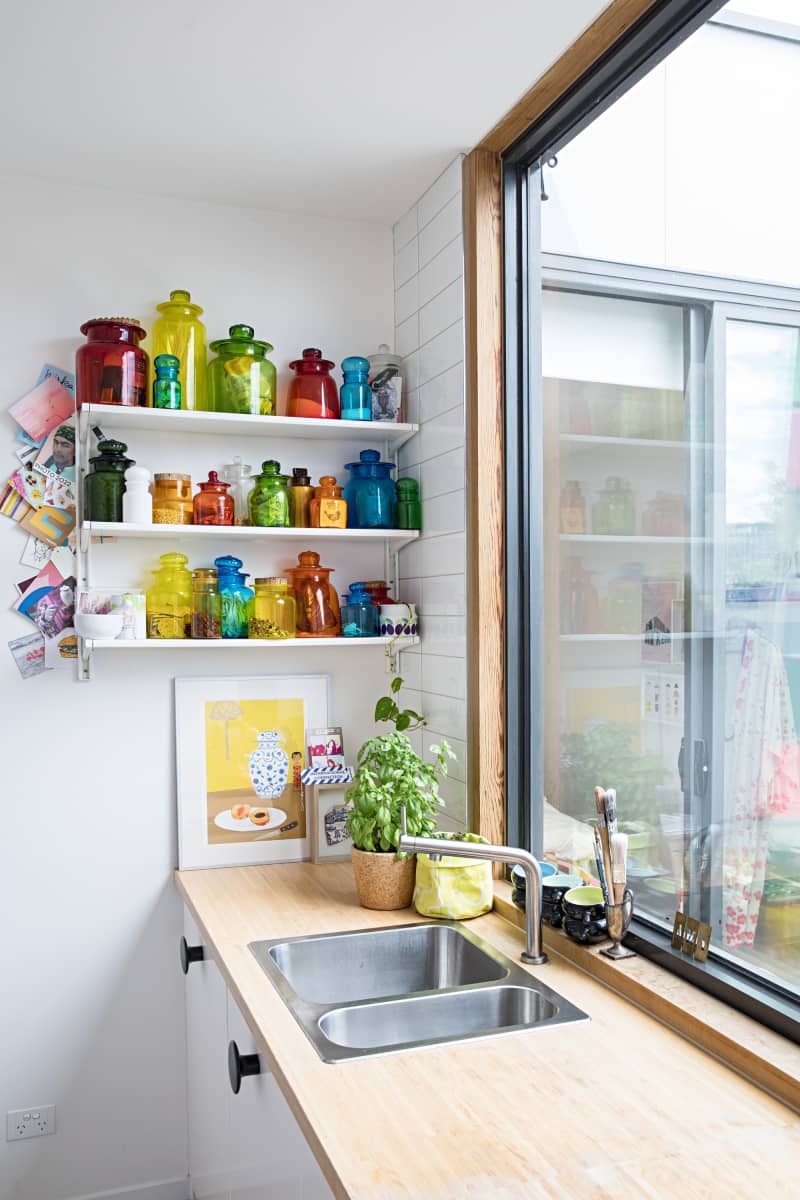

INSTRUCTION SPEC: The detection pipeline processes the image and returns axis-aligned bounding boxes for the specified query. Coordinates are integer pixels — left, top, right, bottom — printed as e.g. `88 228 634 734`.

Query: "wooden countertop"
176 863 800 1199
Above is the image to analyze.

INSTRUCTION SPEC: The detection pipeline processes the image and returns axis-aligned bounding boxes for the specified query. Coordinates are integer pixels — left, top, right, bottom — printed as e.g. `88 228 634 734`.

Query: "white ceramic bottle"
123 466 153 524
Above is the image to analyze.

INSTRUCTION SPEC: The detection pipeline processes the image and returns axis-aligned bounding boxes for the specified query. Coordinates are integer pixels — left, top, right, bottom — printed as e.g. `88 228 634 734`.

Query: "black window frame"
503 0 800 1043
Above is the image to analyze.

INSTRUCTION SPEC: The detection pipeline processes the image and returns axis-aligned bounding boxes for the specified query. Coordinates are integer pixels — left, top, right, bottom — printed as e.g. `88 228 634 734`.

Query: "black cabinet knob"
228 1040 261 1094
179 936 205 975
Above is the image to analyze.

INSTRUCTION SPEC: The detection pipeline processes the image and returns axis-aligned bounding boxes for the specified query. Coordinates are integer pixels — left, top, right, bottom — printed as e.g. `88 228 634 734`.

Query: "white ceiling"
1 0 609 226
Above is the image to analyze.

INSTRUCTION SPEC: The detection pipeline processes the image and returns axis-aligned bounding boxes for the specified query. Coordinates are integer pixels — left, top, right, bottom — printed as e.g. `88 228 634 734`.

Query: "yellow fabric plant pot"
413 843 493 920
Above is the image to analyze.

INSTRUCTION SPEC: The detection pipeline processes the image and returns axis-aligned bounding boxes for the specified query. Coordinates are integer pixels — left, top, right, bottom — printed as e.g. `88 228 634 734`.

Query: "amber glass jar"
191 568 222 639
193 471 234 526
309 476 347 528
286 551 340 638
152 473 193 525
76 318 148 408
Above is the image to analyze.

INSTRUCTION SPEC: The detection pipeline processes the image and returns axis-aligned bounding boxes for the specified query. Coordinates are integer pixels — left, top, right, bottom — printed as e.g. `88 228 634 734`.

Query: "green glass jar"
395 477 422 530
207 324 276 416
249 460 291 527
84 439 134 522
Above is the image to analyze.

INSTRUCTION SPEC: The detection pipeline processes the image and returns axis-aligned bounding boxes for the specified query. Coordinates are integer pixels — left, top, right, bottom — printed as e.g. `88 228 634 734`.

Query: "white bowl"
75 612 124 640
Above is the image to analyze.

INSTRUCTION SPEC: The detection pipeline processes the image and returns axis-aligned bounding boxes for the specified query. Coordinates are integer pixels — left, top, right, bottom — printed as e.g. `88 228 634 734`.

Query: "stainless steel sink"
250 921 588 1062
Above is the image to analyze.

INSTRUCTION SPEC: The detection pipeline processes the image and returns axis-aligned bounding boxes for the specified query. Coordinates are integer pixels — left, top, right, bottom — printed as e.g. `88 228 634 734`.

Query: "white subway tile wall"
393 156 467 830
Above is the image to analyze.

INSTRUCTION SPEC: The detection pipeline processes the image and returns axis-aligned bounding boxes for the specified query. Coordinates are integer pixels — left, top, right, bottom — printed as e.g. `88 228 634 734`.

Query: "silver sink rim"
249 920 589 1063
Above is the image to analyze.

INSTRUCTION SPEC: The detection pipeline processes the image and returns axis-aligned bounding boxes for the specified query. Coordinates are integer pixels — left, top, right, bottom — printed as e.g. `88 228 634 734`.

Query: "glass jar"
287 348 340 420
286 551 341 638
395 477 422 530
341 582 380 637
642 491 685 537
309 475 347 528
343 449 397 529
288 467 313 527
214 555 251 638
250 577 296 640
249 460 290 527
207 324 276 416
84 439 134 522
152 473 193 525
593 476 635 535
191 568 222 639
340 355 372 421
363 580 395 607
152 353 181 410
219 457 253 526
193 471 234 526
146 552 192 639
560 480 586 534
150 289 207 411
76 318 148 408
368 344 403 422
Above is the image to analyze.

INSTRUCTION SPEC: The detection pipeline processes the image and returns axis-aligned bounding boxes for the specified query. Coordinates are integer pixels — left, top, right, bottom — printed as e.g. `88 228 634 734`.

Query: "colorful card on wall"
20 535 54 571
9 377 74 442
33 420 76 483
307 726 345 767
8 631 46 679
44 627 77 669
20 503 75 546
36 362 75 397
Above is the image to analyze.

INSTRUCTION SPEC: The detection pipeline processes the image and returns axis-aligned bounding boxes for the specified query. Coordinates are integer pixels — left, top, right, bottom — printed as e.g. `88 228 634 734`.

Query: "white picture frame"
175 674 329 870
307 782 353 864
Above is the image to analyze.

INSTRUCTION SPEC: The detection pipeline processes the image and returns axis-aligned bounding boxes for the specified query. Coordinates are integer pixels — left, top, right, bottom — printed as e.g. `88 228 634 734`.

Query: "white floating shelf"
83 522 418 546
84 636 420 650
80 403 418 443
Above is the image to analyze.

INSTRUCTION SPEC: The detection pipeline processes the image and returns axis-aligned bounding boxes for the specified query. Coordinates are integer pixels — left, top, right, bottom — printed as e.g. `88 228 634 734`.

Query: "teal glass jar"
207 324 276 416
396 477 422 530
340 356 372 421
214 555 251 638
341 582 380 637
152 354 181 409
343 449 397 529
84 439 134 522
249 460 291 527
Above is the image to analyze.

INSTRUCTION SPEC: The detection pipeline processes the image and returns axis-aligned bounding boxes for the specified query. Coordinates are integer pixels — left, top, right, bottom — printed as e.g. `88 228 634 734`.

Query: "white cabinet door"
226 989 333 1200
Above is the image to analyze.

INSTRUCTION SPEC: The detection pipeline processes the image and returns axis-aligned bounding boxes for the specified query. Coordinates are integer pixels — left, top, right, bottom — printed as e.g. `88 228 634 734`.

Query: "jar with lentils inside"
152 473 193 524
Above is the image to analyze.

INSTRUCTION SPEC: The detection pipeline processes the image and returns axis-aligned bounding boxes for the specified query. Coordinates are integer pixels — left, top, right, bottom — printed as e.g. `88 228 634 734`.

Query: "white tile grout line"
417 175 464 233
394 272 465 325
395 231 463 282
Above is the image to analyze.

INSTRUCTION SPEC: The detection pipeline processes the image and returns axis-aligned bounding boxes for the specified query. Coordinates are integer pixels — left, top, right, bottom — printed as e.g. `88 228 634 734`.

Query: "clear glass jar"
150 289 207 411
193 471 234 526
249 577 296 639
207 324 276 416
191 568 222 639
249 460 290 527
341 582 380 637
343 449 397 528
152 473 193 525
220 457 253 526
146 552 192 639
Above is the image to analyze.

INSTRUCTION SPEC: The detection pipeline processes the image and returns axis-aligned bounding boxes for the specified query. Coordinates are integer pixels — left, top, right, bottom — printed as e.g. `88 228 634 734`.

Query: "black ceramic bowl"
562 885 606 924
564 914 608 944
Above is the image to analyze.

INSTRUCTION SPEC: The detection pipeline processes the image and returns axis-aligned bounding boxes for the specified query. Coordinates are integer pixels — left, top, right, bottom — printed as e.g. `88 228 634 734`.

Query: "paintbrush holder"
601 889 635 959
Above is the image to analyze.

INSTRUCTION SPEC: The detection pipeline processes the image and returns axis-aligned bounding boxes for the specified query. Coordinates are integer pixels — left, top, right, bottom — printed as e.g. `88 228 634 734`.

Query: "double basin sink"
249 921 588 1062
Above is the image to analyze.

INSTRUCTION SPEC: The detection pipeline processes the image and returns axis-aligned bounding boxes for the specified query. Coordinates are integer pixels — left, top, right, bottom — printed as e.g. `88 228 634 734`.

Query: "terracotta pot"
351 846 415 910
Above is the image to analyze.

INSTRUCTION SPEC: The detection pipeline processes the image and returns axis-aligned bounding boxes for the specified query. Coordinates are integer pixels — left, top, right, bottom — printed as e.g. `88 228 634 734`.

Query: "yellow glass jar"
149 289 207 411
249 577 296 639
152 473 193 524
146 552 192 639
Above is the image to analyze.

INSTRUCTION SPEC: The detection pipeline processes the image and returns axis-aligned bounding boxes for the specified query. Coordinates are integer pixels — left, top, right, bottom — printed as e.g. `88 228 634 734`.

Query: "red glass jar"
287 348 340 420
193 471 234 526
363 580 395 606
76 318 148 408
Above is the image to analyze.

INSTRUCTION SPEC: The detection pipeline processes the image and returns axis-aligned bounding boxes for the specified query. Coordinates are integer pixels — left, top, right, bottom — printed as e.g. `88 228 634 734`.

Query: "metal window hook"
538 155 558 201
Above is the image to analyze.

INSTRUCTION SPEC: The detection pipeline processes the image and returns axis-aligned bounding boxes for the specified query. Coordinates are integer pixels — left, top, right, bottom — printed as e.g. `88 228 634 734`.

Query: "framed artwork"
307 782 353 864
175 674 328 869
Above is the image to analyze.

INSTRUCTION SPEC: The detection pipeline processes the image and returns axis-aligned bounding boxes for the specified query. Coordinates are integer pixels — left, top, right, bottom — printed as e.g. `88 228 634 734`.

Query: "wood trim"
463 148 505 849
477 0 660 154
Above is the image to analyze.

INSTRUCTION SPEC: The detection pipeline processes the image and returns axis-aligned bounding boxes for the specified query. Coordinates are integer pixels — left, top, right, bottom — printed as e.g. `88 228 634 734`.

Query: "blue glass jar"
343 449 397 529
214 555 251 639
340 356 372 422
341 582 380 637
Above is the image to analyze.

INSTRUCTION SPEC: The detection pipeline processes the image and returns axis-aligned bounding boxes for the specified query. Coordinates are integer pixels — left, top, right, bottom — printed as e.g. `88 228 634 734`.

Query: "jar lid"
209 324 273 356
198 470 230 490
80 317 145 338
396 477 419 496
154 472 191 482
221 457 252 477
292 550 334 573
154 353 180 374
344 448 394 472
369 343 400 369
258 459 287 479
345 581 371 603
214 555 244 572
158 552 189 566
290 467 311 486
192 567 218 581
156 289 204 317
289 347 334 371
341 355 370 373
256 576 289 586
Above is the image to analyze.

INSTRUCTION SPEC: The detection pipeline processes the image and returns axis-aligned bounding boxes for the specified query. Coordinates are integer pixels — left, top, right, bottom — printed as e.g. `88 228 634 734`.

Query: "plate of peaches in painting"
214 806 287 833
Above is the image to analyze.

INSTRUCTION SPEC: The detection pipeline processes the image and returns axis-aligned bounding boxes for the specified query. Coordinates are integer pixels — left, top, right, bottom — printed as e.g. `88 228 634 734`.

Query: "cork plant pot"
351 847 416 910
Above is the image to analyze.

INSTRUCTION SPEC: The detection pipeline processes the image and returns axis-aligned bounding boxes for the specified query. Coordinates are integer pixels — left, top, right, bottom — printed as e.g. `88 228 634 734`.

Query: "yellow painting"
204 698 306 845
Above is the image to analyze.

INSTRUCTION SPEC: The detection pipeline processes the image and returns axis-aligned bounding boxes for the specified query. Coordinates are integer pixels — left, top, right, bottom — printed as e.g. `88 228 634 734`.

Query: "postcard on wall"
20 503 75 546
0 479 32 525
36 362 75 397
308 783 353 864
44 627 77 669
8 631 46 679
175 675 329 869
9 377 74 442
307 726 345 768
33 421 76 483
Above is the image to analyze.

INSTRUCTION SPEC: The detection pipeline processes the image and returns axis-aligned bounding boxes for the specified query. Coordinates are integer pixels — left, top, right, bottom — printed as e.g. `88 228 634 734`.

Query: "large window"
505 0 800 1036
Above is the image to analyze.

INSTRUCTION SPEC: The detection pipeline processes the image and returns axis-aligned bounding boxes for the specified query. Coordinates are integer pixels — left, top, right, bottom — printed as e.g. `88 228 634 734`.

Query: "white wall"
542 16 800 287
0 177 393 1200
392 160 468 830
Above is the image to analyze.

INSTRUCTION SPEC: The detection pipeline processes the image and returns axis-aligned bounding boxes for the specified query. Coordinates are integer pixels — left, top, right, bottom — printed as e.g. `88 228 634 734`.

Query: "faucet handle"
399 805 408 837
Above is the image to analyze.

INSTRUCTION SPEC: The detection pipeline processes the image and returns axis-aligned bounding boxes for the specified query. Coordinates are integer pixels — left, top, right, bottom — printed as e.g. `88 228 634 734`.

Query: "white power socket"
6 1105 56 1141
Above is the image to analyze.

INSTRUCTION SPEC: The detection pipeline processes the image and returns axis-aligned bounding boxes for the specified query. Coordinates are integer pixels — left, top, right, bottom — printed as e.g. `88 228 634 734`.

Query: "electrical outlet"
6 1105 56 1141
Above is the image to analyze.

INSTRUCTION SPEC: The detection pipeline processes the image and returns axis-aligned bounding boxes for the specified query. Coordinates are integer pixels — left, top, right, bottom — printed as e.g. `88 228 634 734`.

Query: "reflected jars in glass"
250 577 296 640
152 473 193 525
191 568 222 639
76 318 148 408
146 552 192 639
286 551 340 638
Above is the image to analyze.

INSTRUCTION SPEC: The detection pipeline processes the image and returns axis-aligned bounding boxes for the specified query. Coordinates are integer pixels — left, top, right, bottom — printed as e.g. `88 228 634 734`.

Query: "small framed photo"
307 726 345 768
307 782 352 864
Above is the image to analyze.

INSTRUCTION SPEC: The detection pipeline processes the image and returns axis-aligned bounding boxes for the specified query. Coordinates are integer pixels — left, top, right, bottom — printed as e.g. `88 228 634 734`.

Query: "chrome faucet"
397 807 548 965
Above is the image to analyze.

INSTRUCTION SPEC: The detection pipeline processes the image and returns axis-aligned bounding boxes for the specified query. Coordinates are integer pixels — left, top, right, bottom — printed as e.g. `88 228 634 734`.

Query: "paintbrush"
594 786 615 901
593 827 611 904
610 831 628 905
604 788 618 839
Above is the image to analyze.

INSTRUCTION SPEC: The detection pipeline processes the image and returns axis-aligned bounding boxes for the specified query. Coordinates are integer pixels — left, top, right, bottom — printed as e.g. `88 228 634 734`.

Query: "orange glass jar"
309 476 347 528
193 471 234 526
152 473 193 525
286 550 341 638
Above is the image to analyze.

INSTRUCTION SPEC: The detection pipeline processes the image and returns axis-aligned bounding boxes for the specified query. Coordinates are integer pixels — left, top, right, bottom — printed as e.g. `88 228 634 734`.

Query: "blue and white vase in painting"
248 730 289 800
